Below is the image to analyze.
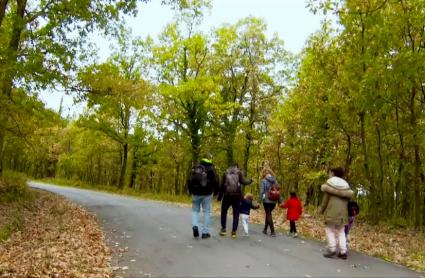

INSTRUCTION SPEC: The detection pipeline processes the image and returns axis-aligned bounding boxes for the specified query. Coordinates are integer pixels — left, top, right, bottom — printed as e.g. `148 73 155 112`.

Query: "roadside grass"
0 214 24 242
0 170 31 203
0 171 35 242
38 177 192 204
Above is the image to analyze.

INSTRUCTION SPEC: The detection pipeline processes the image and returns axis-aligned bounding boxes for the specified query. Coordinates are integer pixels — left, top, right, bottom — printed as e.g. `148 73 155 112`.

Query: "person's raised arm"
238 170 252 186
259 180 265 201
280 200 289 209
212 167 219 197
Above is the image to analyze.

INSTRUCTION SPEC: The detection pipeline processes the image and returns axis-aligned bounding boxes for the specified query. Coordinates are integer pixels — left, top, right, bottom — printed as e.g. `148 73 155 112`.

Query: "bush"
0 215 23 242
0 171 28 202
388 217 409 229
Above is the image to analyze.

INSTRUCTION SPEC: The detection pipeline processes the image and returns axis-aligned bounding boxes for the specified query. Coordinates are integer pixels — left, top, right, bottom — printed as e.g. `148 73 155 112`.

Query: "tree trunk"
1 0 27 97
225 141 235 167
409 87 424 228
243 101 255 172
129 146 138 189
394 96 406 218
375 123 385 219
276 136 283 184
0 132 4 175
174 163 180 195
118 142 128 189
359 112 378 222
0 0 9 30
188 104 202 166
243 132 252 173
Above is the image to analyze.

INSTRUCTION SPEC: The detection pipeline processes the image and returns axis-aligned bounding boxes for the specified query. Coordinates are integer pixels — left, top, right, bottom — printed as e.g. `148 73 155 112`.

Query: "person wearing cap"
187 155 219 239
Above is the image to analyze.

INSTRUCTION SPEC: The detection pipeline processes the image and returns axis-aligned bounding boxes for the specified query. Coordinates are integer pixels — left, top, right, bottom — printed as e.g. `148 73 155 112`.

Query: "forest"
0 0 424 229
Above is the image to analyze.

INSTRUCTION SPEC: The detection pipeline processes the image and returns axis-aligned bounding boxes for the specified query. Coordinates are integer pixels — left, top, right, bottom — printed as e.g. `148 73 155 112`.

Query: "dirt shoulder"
0 189 112 277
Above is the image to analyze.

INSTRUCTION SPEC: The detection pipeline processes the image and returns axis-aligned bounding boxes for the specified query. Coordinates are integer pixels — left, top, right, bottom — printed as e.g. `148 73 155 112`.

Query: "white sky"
39 0 325 116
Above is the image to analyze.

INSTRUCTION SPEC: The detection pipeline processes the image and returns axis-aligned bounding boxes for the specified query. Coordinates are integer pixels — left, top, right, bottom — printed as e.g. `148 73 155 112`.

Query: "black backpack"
191 164 208 188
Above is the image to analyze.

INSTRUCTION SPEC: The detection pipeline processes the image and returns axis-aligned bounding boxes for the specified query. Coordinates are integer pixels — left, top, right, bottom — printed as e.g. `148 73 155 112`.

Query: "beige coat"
320 177 354 225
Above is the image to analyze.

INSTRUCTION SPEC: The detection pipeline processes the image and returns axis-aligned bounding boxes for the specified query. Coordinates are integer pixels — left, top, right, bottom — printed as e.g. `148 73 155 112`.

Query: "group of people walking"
187 156 358 260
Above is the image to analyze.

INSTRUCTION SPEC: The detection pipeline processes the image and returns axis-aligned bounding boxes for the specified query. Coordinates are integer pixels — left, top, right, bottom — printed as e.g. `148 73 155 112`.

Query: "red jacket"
280 197 302 221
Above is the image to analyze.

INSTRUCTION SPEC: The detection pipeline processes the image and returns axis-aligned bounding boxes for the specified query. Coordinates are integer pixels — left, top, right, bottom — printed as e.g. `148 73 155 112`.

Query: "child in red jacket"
280 191 303 238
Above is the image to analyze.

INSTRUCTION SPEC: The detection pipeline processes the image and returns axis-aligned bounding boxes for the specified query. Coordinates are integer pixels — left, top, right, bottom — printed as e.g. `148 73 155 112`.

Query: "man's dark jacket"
187 160 219 196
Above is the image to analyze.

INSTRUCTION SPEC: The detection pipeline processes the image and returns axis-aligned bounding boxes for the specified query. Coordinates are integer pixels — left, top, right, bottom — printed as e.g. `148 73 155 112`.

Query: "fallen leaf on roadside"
0 189 112 277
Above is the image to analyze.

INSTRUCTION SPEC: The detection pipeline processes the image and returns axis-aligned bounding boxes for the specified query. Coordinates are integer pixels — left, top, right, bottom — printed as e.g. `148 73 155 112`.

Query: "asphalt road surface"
29 182 421 278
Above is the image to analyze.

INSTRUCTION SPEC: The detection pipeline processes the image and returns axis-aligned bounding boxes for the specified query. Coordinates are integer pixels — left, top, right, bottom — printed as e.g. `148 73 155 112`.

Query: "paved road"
29 182 421 278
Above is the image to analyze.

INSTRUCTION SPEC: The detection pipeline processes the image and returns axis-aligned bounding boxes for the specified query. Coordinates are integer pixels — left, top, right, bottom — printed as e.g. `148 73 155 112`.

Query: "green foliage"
388 217 409 229
209 17 292 168
0 214 23 242
1 0 423 229
266 0 425 227
0 0 143 97
0 171 28 203
0 171 31 242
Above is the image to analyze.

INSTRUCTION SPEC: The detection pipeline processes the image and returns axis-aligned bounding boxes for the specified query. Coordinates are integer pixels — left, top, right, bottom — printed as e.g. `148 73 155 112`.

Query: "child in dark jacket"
345 200 360 241
240 193 260 236
280 191 303 238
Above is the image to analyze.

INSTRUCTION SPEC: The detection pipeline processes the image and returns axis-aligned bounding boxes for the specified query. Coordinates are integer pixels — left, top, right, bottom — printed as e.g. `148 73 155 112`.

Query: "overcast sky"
39 0 326 116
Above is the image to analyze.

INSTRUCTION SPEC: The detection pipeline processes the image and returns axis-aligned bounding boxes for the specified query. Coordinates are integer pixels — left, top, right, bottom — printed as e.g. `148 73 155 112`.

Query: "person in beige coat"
320 167 353 259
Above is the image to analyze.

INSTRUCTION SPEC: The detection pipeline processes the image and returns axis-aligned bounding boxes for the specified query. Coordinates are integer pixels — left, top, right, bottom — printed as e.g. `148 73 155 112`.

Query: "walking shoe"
242 233 249 237
201 233 211 239
219 229 226 236
231 231 237 238
262 229 267 235
323 250 337 258
192 226 199 238
338 252 347 260
270 232 276 237
293 233 298 238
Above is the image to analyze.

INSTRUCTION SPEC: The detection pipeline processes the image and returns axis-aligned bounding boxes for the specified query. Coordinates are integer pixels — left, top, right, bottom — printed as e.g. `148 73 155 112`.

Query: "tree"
273 0 425 227
152 1 215 166
0 89 65 177
77 53 151 188
210 17 290 170
0 0 147 98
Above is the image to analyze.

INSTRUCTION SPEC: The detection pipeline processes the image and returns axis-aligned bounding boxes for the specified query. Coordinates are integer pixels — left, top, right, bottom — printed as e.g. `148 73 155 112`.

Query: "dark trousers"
263 202 276 233
221 195 241 232
290 220 297 233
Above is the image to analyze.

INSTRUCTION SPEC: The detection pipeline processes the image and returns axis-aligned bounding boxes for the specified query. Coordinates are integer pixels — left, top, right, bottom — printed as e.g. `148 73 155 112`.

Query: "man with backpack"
187 156 219 239
217 163 252 238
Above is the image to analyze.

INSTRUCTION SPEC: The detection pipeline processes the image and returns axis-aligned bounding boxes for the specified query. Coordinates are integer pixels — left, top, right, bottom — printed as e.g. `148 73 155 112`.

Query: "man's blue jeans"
192 194 212 234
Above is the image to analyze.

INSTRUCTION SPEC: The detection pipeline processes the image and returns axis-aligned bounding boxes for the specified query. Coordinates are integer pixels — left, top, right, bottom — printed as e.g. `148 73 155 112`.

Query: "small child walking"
280 191 303 238
240 193 260 236
345 200 360 242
